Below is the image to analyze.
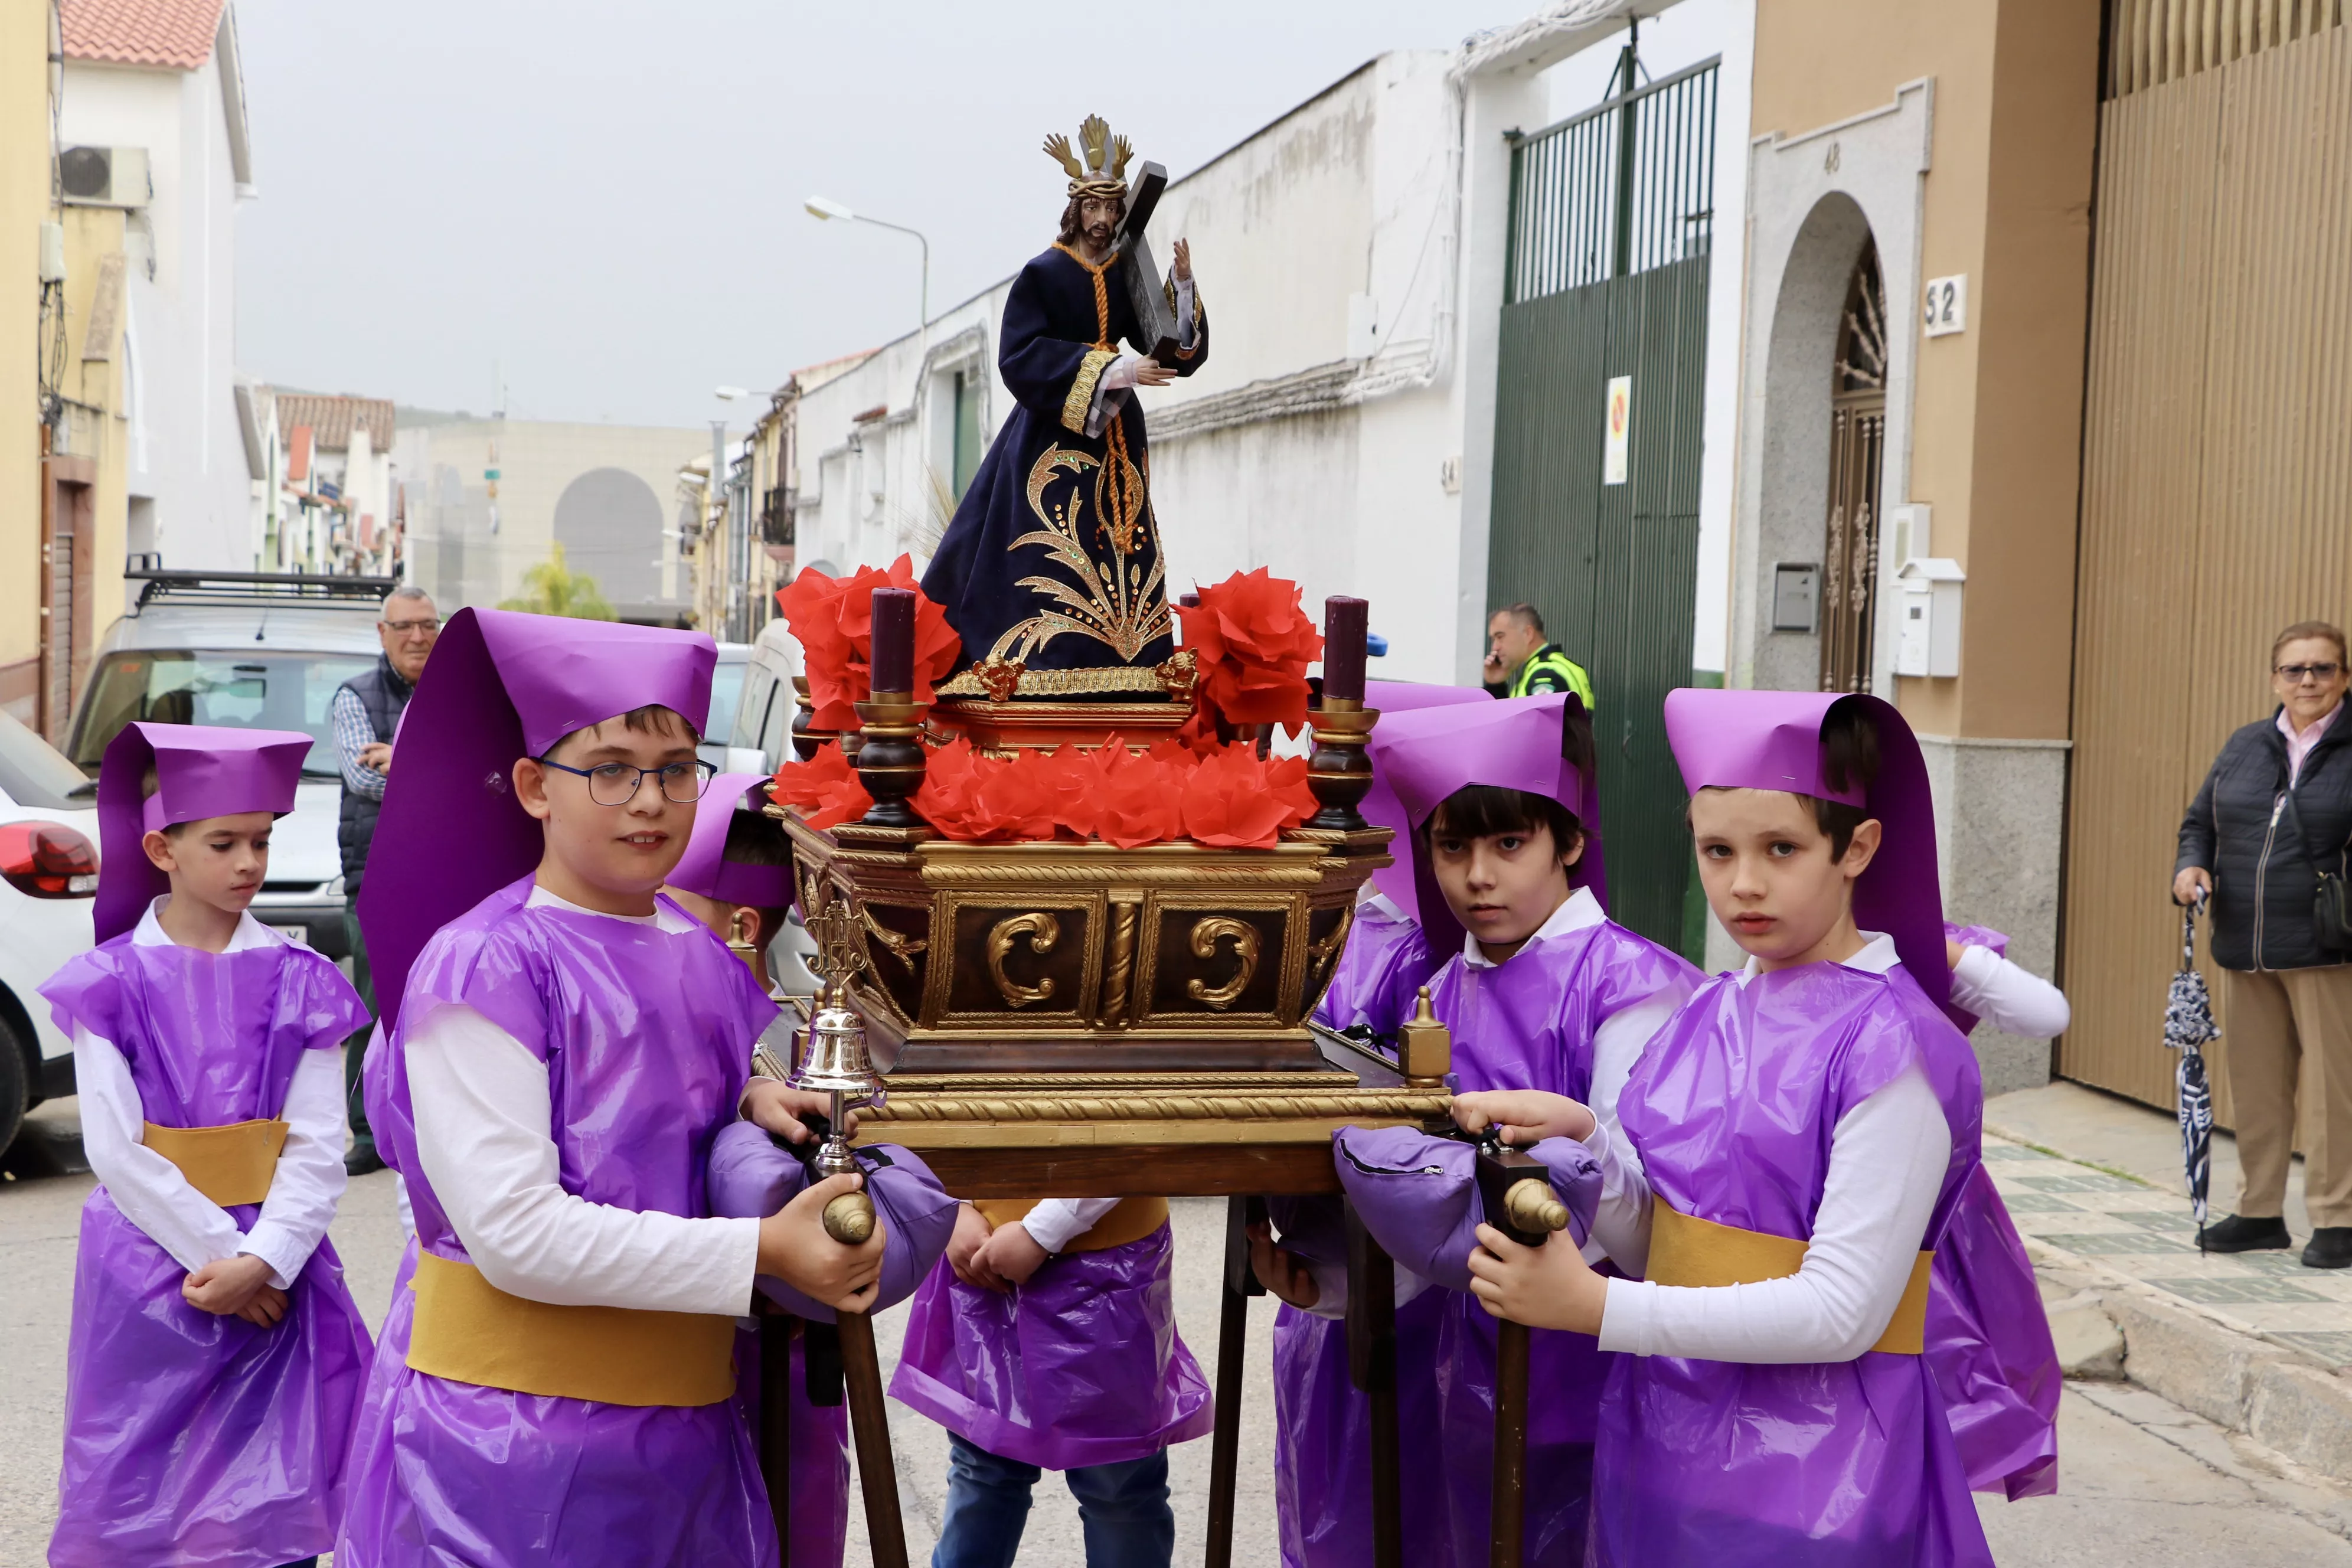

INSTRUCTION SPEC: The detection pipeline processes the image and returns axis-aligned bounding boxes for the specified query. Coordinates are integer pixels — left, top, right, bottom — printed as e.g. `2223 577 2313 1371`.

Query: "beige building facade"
1 1 55 723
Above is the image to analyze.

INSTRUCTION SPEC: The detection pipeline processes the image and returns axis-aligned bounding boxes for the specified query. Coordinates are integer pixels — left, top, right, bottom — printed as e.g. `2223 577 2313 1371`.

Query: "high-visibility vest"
1510 643 1595 710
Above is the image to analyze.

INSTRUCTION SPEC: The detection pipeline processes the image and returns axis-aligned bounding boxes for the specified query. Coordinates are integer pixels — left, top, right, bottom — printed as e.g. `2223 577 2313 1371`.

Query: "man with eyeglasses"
2176 620 2352 1270
331 584 440 1174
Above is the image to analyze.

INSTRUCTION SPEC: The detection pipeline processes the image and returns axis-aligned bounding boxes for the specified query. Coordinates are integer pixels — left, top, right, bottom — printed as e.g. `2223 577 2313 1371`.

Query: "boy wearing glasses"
337 609 881 1567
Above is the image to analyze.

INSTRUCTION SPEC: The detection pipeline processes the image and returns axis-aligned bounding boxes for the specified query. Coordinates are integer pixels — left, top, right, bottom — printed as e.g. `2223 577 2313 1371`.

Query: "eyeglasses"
537 757 717 806
2276 663 2344 682
382 618 441 636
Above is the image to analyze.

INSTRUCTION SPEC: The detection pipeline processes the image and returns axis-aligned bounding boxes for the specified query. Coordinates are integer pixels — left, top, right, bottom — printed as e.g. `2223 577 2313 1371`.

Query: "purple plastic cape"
355 606 717 1030
337 875 789 1568
1664 688 1959 1027
40 935 373 1568
93 721 311 945
889 1220 1216 1472
1279 918 1700 1567
1922 920 2062 1497
732 1322 853 1567
1334 1124 1600 1288
1366 691 1604 956
704 1119 959 1319
671 773 795 908
1597 962 1995 1564
1358 680 1491 914
1311 892 1440 1040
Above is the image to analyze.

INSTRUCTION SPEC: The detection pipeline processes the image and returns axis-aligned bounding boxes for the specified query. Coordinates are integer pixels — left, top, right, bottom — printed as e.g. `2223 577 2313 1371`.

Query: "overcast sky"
230 0 1569 430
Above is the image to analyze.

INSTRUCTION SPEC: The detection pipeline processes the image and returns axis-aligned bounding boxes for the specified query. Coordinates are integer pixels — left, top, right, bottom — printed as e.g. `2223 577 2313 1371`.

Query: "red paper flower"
1176 569 1324 737
1180 744 1313 848
775 554 961 730
1093 742 1187 848
769 742 872 831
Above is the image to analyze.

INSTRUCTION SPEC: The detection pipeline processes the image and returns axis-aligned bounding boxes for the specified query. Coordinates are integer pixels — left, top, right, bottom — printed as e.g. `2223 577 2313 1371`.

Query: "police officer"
1482 602 1593 707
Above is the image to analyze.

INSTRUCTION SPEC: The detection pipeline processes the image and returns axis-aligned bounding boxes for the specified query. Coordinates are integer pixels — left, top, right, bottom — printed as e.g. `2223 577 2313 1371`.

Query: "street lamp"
805 194 930 347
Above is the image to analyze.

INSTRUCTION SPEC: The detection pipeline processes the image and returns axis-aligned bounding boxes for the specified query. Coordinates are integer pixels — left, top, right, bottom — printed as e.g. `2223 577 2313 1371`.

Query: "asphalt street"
5 1099 2351 1566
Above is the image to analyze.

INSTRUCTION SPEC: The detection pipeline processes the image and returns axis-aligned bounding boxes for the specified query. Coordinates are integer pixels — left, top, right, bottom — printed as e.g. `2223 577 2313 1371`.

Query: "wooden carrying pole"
1203 1195 1265 1568
837 1310 909 1568
1475 1145 1573 1567
758 1311 793 1564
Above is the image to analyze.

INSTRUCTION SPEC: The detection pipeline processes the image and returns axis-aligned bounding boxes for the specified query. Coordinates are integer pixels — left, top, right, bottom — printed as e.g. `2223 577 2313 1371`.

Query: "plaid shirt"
331 685 387 800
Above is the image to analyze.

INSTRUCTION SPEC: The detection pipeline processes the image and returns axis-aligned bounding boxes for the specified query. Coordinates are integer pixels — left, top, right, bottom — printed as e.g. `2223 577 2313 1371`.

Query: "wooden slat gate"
1488 56 1717 957
2064 5 2351 1113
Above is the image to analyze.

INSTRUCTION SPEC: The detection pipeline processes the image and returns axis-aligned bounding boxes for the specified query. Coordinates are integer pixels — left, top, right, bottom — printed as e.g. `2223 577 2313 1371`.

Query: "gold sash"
973 1196 1171 1255
406 1252 738 1407
142 1119 288 1207
1647 1204 1933 1356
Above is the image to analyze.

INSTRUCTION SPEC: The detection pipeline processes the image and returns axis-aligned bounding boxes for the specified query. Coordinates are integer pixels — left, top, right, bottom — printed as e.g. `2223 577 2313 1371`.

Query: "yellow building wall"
58 202 129 655
0 0 50 712
1752 0 2102 741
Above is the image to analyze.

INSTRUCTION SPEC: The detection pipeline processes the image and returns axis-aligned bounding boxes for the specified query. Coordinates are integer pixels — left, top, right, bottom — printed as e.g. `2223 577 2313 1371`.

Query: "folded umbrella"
2164 897 2220 1242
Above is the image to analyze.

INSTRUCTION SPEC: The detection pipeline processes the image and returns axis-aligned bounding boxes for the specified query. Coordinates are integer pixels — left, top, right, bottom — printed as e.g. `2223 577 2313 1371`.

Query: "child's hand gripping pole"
1472 1138 1572 1568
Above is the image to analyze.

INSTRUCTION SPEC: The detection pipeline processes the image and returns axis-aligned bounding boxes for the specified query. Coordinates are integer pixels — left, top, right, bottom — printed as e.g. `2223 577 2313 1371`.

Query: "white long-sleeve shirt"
404 885 760 1317
1950 943 2070 1038
75 897 351 1289
1590 933 1954 1364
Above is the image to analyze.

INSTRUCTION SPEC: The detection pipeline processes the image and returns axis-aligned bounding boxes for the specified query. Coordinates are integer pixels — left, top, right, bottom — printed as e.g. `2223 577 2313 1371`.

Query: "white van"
65 572 392 958
720 618 805 776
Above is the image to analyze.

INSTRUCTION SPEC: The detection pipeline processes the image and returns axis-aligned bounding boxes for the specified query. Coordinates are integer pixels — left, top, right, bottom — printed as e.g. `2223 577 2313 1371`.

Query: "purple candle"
1323 596 1368 703
1179 592 1201 608
869 587 915 694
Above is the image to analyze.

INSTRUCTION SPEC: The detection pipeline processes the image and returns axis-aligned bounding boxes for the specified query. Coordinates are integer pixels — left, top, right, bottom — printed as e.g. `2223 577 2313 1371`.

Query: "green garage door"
1488 54 1717 958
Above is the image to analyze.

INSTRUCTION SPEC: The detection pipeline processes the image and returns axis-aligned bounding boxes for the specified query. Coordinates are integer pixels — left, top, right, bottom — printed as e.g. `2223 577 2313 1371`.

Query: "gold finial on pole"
1396 986 1451 1087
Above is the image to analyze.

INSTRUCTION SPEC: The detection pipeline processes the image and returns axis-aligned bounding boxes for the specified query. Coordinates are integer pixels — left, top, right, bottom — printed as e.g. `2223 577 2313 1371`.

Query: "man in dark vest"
329 583 439 1174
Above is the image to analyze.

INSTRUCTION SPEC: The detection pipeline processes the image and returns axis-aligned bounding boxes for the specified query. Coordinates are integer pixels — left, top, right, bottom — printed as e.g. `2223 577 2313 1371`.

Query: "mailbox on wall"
1894 557 1966 678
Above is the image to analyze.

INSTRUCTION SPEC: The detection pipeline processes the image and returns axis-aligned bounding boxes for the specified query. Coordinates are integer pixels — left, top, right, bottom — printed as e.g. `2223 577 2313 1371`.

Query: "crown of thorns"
1043 114 1133 198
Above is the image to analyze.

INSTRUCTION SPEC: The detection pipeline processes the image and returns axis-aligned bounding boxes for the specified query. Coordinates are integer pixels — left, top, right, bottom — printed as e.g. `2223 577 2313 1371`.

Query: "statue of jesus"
925 114 1208 701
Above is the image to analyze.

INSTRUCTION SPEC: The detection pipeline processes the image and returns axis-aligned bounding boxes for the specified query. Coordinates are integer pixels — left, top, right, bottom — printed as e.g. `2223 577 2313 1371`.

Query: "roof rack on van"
125 570 401 613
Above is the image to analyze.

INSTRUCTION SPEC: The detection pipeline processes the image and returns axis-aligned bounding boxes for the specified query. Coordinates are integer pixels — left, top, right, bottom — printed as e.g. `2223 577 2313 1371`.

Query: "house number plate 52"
1923 275 1967 337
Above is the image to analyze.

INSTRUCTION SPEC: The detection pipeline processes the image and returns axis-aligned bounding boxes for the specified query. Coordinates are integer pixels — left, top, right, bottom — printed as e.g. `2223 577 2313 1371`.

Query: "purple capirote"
669 773 794 909
1596 960 1995 1566
1356 679 1491 914
1278 925 1699 1567
1365 691 1605 956
889 1222 1216 1472
355 606 717 1030
40 935 373 1568
704 1118 961 1320
335 875 786 1568
1663 688 1959 1026
93 721 311 945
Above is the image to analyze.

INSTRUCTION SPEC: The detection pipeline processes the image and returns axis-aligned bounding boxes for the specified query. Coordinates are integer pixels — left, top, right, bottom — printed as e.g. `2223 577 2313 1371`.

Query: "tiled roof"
273 393 396 454
59 0 226 71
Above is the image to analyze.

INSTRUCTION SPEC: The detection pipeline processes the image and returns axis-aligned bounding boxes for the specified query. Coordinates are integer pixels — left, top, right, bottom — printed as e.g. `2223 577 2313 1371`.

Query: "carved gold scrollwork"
1304 903 1356 1000
1186 917 1260 1010
986 912 1061 1008
860 907 928 972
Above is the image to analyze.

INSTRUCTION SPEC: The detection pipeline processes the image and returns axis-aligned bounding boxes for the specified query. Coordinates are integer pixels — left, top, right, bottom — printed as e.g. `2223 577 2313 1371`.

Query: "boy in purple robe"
1255 693 1698 1566
42 723 374 1568
1461 690 2006 1566
335 609 885 1568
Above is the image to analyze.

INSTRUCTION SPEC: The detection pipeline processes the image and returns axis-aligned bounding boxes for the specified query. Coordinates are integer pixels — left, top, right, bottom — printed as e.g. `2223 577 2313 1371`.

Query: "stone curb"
2027 1234 2352 1485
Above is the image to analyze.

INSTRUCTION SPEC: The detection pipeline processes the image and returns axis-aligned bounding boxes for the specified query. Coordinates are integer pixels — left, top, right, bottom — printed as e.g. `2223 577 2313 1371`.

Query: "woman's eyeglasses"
538 757 717 805
2276 663 2344 682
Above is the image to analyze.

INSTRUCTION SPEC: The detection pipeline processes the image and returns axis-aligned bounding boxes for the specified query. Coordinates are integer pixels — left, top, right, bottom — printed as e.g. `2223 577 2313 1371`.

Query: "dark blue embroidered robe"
923 243 1208 696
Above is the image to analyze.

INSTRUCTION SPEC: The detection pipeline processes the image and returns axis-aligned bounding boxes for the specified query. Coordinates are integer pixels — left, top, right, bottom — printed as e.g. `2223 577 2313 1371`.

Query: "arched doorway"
1819 242 1887 694
552 467 665 614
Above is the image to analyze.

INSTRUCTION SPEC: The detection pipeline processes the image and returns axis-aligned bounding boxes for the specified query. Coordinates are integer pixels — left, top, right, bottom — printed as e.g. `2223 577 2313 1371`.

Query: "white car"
697 641 753 775
0 710 100 1154
65 573 390 958
721 618 805 776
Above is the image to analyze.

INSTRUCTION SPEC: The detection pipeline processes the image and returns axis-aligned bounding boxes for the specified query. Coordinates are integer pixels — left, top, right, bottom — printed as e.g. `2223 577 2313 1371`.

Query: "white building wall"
60 50 251 577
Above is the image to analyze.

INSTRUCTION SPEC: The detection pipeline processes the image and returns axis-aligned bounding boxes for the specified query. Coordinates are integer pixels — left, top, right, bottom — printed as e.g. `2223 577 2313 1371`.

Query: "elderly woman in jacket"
2175 620 2352 1269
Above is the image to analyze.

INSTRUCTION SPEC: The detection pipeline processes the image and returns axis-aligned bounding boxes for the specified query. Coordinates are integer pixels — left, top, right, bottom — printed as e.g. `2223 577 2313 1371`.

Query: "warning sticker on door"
1603 375 1631 485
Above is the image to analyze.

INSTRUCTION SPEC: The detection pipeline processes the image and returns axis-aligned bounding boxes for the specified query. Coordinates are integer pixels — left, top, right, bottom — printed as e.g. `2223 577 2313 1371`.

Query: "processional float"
746 580 1569 1567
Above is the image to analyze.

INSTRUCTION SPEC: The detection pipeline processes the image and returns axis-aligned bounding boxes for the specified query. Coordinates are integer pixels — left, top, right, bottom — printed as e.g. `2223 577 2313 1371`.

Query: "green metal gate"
1488 54 1717 957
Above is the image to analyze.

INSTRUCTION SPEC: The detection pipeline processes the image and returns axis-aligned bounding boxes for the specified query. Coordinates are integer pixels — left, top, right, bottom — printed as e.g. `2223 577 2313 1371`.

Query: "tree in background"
499 542 615 620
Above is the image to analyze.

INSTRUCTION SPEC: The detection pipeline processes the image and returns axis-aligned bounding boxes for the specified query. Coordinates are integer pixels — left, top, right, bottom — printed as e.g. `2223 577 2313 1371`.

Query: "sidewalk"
1985 1081 2350 1368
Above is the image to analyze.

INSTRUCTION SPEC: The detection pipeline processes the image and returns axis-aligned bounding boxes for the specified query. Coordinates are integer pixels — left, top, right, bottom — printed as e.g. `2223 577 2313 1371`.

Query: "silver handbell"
789 981 885 1241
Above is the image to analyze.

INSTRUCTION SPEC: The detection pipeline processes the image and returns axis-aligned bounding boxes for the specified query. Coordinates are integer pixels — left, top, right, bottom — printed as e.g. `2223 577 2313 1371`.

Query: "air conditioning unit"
58 146 151 208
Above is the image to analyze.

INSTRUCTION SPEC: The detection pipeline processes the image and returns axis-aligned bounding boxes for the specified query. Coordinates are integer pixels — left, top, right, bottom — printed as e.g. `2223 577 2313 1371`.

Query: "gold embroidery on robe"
978 443 1171 668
